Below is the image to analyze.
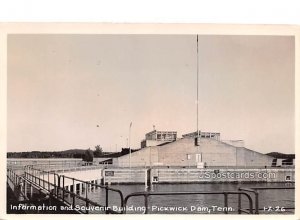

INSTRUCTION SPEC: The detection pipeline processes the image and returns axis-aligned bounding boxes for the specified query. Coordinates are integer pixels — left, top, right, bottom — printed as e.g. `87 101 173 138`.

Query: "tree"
73 153 84 158
83 148 94 162
94 145 103 157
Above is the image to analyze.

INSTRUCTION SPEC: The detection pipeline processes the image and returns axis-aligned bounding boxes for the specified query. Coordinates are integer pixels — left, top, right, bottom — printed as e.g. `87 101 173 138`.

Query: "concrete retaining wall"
150 168 295 184
103 168 148 184
38 167 294 187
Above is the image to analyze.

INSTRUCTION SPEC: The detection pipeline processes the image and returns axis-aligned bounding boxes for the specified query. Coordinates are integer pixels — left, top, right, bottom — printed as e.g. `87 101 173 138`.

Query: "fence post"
255 191 259 214
57 175 60 196
85 182 89 213
105 186 109 213
224 193 228 214
85 182 87 197
53 173 56 195
63 176 65 202
72 191 75 207
249 193 253 214
24 180 27 198
43 172 45 188
238 189 241 214
48 172 50 191
144 194 149 214
30 183 33 198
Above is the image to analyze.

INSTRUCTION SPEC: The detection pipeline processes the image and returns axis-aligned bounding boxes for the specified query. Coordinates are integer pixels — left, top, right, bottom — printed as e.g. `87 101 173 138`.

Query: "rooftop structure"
141 130 177 148
146 130 177 141
182 131 220 140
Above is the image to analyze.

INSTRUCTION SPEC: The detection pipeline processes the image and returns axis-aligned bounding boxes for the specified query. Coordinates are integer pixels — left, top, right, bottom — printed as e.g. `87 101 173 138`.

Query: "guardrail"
124 191 254 214
24 166 59 195
58 175 124 213
8 166 293 215
19 163 105 173
7 160 83 171
7 169 28 201
8 168 83 214
238 186 295 214
22 166 124 214
49 165 104 173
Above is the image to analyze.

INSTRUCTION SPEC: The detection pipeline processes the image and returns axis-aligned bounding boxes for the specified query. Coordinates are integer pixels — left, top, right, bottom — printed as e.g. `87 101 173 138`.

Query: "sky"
7 35 295 154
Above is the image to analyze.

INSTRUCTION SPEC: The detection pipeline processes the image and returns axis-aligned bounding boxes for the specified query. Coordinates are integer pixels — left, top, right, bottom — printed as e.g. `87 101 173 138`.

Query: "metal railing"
24 165 60 192
58 175 124 213
22 166 124 214
19 162 107 173
49 164 104 173
8 166 294 215
7 169 57 214
7 169 28 201
239 186 295 214
7 160 83 171
124 191 254 214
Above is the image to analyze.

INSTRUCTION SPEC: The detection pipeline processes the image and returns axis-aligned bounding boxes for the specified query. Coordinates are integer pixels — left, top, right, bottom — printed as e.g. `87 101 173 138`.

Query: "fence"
23 166 124 214
7 159 82 170
239 186 295 214
7 166 294 214
7 169 28 201
124 191 254 214
58 175 124 213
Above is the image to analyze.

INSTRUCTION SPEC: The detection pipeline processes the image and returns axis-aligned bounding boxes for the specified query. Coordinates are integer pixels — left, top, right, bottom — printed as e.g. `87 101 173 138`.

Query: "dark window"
157 134 161 140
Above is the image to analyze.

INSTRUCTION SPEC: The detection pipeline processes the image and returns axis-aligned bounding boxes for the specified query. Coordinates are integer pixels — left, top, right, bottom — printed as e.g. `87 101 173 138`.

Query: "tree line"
7 145 139 161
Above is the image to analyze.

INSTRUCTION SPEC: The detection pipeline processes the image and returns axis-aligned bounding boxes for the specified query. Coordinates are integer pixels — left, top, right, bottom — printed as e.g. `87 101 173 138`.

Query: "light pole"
129 122 132 169
118 135 123 153
196 34 200 140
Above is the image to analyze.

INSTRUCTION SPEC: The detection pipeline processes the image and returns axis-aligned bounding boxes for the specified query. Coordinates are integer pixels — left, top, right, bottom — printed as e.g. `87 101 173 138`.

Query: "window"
157 134 161 140
196 154 202 162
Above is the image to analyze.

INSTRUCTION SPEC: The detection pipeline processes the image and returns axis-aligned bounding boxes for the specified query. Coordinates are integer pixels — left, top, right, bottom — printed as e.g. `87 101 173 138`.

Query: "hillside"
266 152 295 159
7 147 139 158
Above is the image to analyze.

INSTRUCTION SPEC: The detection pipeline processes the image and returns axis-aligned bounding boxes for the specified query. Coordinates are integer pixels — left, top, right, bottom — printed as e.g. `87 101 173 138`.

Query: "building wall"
115 137 274 167
196 139 238 166
221 140 245 147
114 146 159 167
141 139 170 148
158 138 197 166
236 147 274 167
